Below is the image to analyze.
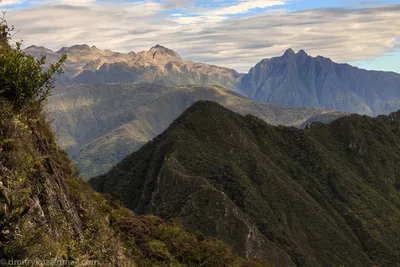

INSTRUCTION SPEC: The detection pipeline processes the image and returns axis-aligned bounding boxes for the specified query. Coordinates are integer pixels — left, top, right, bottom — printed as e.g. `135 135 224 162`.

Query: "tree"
0 12 67 109
0 11 12 51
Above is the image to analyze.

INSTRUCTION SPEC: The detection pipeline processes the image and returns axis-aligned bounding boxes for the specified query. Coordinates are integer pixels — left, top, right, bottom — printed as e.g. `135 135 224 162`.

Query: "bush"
0 12 12 50
0 16 66 109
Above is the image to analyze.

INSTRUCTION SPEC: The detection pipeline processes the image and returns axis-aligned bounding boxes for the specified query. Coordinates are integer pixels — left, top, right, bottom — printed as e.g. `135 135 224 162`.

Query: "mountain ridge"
90 100 400 266
0 97 267 267
25 44 400 115
24 44 243 91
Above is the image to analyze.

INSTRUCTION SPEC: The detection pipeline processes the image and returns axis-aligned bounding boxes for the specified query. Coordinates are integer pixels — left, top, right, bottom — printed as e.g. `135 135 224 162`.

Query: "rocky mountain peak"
296 49 308 57
148 44 182 60
152 44 166 49
282 48 296 58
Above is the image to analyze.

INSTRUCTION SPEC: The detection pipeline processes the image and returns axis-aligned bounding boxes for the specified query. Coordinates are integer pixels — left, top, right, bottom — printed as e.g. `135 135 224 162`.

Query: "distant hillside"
241 49 400 115
47 84 345 178
91 101 400 266
24 44 243 91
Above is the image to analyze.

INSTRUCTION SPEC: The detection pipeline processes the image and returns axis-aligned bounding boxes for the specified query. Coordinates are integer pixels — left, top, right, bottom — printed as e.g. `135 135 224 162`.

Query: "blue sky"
2 0 400 72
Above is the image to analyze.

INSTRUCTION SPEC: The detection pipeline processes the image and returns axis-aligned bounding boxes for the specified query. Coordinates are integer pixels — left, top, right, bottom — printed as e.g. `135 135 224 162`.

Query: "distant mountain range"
48 83 345 178
26 45 400 115
24 44 400 178
90 101 400 267
241 49 400 115
25 44 242 91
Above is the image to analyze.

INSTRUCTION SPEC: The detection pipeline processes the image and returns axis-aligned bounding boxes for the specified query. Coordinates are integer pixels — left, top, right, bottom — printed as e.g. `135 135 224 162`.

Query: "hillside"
24 44 242 91
0 99 267 267
47 83 345 178
91 101 400 267
241 49 400 115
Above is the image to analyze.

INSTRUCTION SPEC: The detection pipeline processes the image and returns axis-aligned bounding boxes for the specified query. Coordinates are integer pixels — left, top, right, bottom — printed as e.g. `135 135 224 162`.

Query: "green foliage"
0 42 66 109
0 12 12 51
109 209 265 267
0 17 66 109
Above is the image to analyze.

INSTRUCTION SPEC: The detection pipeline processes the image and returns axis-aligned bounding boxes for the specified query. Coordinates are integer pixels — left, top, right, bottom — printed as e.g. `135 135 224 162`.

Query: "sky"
1 0 400 73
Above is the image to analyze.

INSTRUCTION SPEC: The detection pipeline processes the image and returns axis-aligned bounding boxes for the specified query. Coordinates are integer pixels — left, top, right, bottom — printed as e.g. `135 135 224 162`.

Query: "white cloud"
0 0 26 6
173 0 287 25
52 0 95 5
5 2 400 72
209 0 286 16
171 15 225 24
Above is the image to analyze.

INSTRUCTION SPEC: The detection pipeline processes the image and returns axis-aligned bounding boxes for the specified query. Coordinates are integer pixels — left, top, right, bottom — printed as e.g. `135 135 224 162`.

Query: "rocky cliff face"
47 84 345 178
0 100 135 265
241 49 400 115
91 101 400 267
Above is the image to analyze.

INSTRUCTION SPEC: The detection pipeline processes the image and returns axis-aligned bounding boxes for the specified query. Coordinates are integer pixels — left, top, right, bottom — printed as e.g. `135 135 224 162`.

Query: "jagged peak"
149 44 180 56
283 48 296 58
151 44 167 50
139 44 182 62
296 49 308 57
91 45 101 51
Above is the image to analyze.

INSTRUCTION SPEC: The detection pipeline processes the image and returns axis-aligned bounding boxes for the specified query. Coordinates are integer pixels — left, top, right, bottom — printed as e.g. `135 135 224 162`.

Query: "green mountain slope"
0 99 267 267
90 101 400 267
47 83 345 178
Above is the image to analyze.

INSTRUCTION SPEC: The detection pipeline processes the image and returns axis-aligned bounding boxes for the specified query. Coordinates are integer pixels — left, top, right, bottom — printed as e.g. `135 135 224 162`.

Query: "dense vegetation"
0 19 265 266
91 101 400 267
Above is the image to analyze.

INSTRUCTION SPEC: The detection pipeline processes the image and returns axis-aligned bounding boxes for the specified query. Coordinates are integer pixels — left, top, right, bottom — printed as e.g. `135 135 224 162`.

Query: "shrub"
0 16 66 109
0 12 12 51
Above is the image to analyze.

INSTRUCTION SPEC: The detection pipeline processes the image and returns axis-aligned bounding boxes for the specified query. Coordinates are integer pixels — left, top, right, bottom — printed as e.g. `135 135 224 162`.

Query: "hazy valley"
47 82 345 178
